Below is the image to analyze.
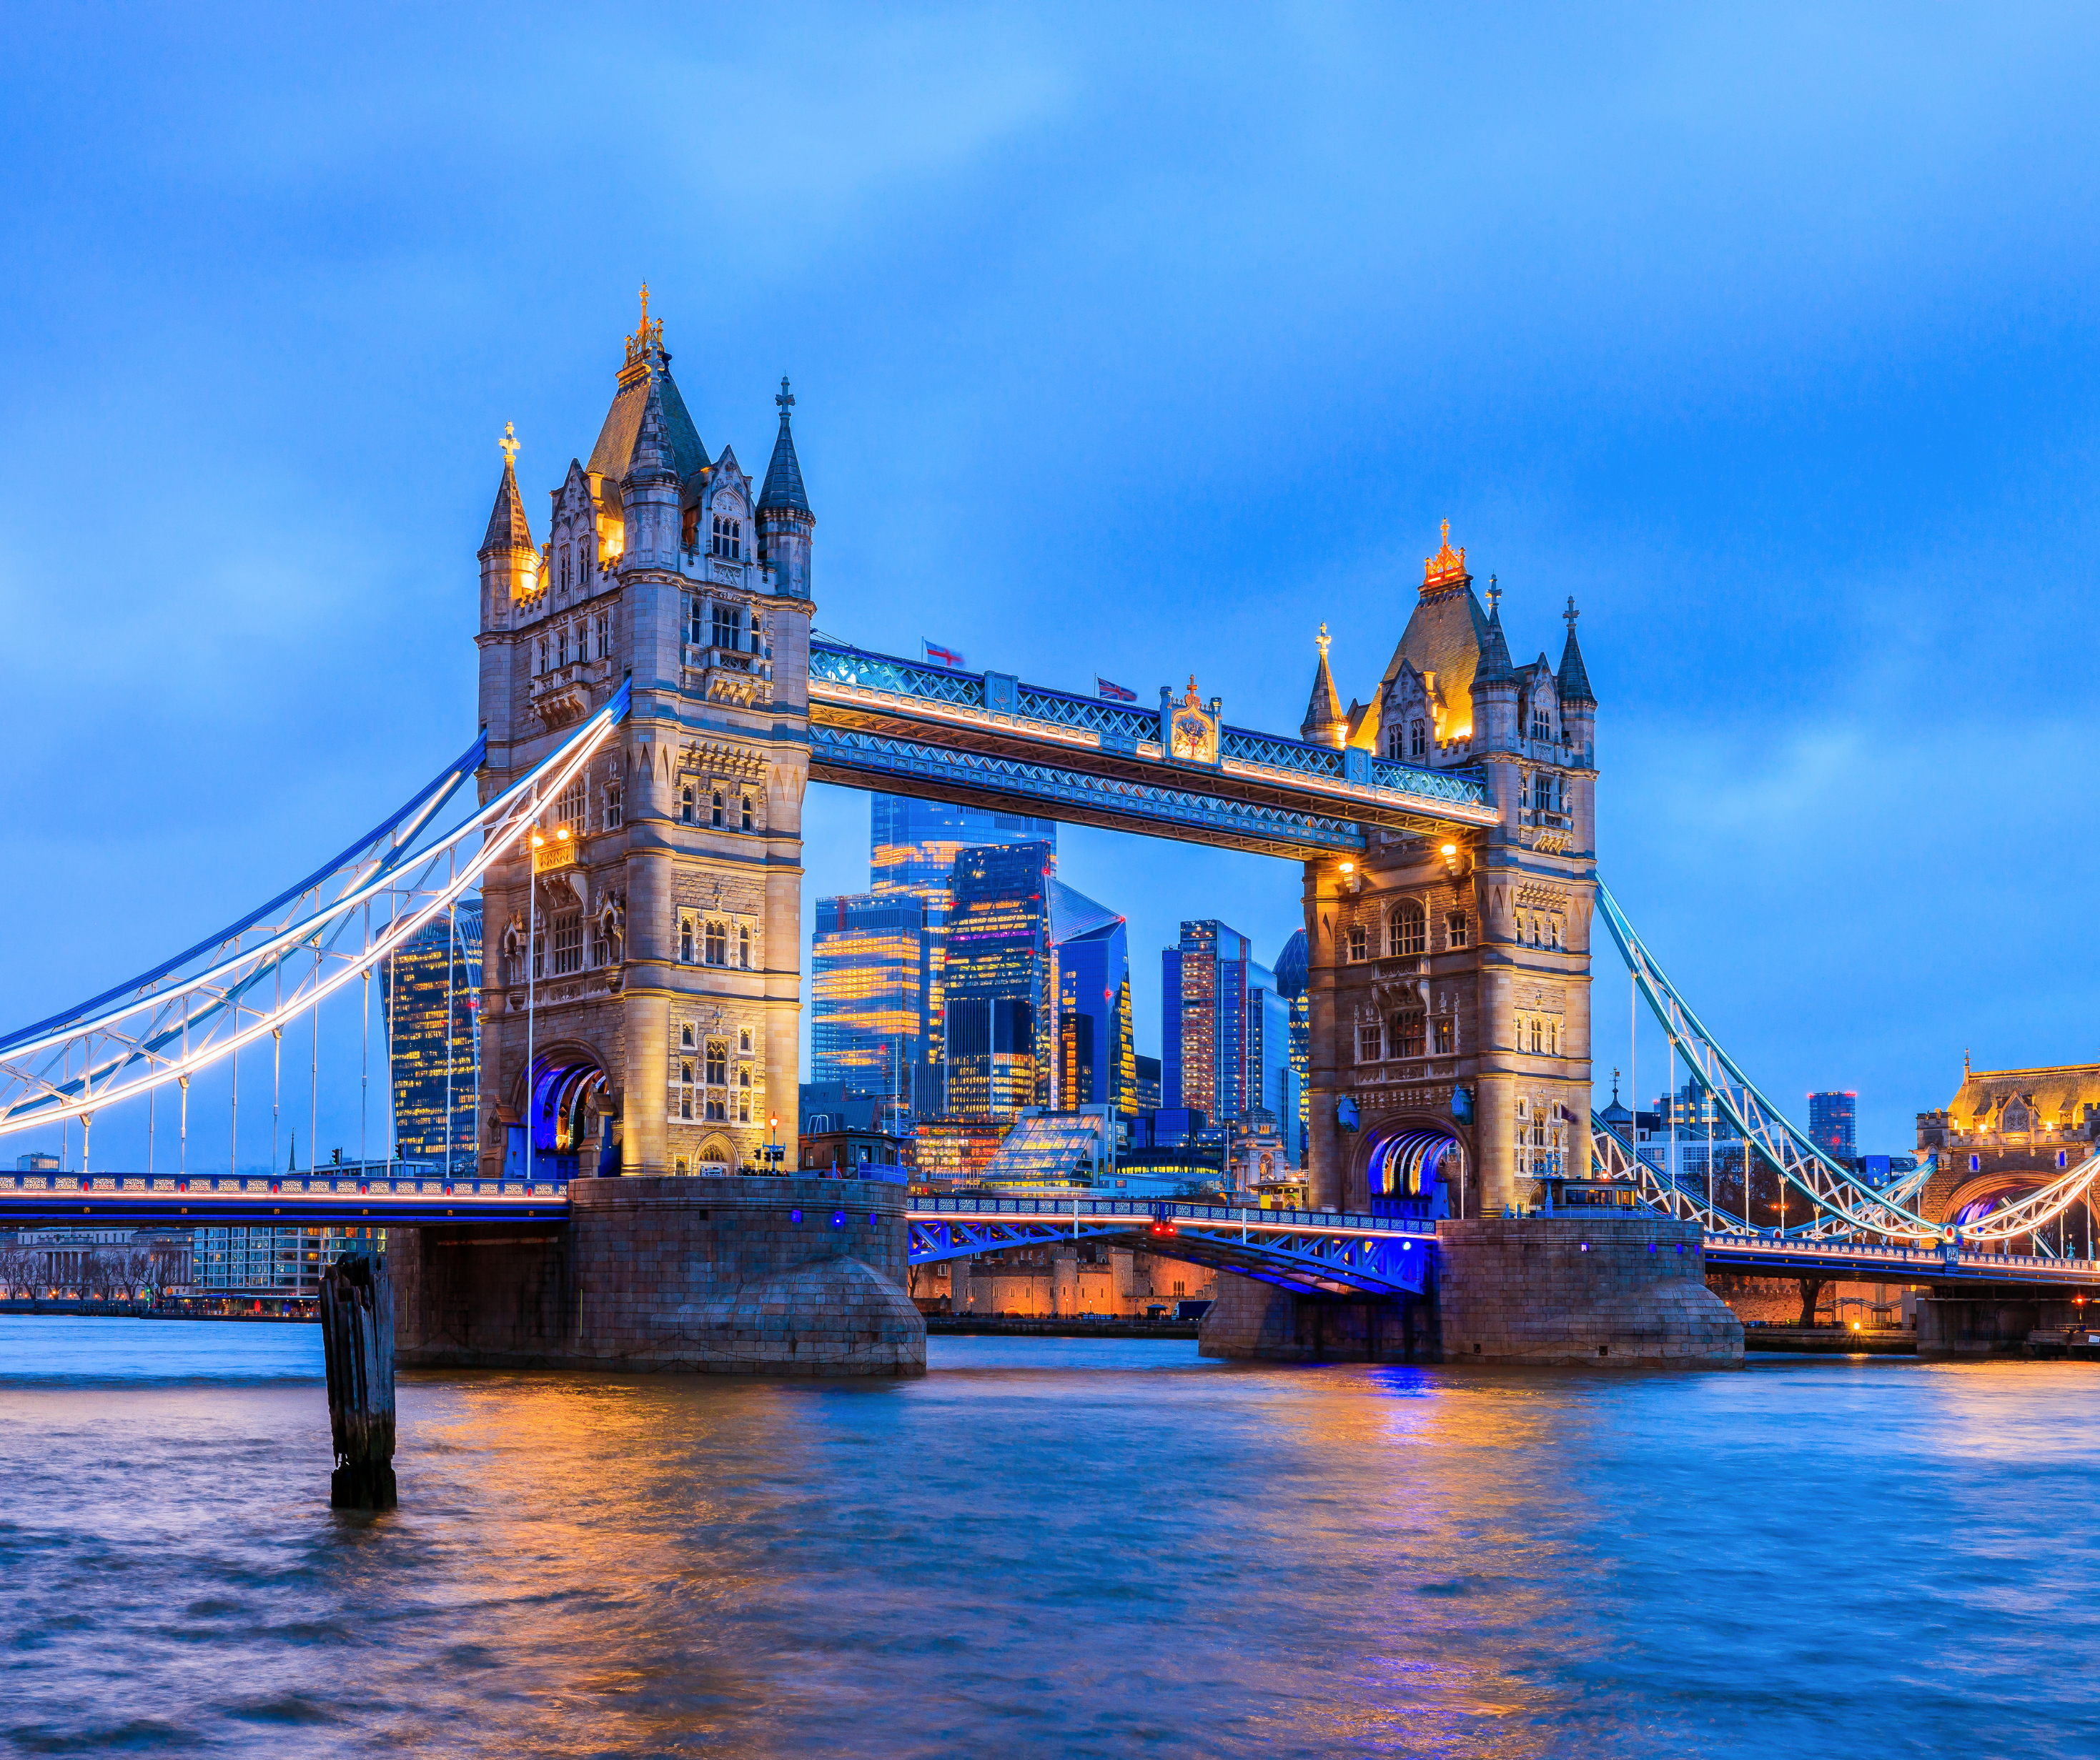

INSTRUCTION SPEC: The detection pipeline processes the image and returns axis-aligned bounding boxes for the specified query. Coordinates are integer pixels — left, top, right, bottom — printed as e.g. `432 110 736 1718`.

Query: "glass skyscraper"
1808 1090 1858 1163
383 899 480 1171
943 842 1059 1118
1164 920 1295 1143
1056 900 1136 1118
811 893 931 1111
1274 928 1310 1159
868 795 1057 1112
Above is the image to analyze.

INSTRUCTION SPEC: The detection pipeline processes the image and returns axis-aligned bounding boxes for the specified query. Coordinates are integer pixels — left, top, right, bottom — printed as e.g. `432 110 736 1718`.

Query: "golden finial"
623 283 664 369
1316 621 1331 657
499 422 520 470
1423 519 1468 590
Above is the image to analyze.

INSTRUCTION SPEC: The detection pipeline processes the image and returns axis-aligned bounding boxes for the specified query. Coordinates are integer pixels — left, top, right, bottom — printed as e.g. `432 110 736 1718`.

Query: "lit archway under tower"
1364 1127 1461 1221
529 1057 610 1180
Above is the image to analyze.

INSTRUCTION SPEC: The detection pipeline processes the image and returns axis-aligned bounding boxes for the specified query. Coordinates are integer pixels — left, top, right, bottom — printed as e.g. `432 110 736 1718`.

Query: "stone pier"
1200 1215 1742 1366
393 1175 924 1376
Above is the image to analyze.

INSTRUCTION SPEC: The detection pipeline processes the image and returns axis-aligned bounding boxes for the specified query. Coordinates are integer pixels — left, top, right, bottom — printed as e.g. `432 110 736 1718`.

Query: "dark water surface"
2 1318 2095 1757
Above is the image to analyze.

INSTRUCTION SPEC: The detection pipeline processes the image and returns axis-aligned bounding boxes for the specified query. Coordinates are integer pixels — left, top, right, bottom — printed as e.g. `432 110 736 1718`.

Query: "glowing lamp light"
1440 844 1457 857
1338 861 1355 875
530 834 545 847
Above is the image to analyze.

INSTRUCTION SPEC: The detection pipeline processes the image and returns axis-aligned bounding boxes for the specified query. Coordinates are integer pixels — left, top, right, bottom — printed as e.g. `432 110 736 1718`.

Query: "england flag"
923 640 966 670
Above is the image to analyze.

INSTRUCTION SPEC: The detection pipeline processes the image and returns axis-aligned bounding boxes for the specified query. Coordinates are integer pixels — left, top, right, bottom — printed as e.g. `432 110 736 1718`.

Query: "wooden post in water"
320 1253 397 1510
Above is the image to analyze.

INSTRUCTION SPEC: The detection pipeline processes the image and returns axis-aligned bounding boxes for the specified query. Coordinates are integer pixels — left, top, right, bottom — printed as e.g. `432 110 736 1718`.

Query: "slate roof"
1301 642 1342 737
1381 582 1497 731
759 404 811 514
480 459 534 555
1557 621 1596 705
585 357 708 495
1476 600 1515 682
623 376 678 485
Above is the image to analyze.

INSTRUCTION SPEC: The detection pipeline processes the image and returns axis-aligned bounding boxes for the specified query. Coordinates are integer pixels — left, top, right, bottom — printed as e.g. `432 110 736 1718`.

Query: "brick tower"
475 292 814 1180
1300 524 1598 1218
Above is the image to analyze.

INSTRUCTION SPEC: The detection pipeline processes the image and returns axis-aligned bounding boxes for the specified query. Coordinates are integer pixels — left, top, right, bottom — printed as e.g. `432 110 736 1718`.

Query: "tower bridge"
6 294 2099 1371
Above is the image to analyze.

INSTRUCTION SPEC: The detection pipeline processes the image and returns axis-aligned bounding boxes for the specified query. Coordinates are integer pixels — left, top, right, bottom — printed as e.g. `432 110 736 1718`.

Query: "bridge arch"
1356 1118 1464 1218
522 1045 611 1179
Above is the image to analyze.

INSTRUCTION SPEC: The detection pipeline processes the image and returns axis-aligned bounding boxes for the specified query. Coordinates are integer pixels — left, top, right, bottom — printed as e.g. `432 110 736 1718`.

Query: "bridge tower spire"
470 299 816 1184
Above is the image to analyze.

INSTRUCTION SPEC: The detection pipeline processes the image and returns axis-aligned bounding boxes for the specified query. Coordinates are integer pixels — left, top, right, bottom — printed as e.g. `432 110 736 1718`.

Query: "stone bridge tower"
1301 525 1598 1217
475 295 813 1180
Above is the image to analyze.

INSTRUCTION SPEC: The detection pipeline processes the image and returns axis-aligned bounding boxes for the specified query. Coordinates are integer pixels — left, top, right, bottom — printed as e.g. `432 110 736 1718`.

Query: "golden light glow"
557 827 571 840
1440 844 1457 857
1338 862 1354 874
1422 518 1468 590
530 834 545 847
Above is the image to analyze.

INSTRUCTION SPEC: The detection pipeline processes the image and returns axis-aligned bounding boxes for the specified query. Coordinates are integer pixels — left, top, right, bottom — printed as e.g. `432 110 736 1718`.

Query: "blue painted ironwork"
0 1170 573 1227
1014 680 1162 744
810 725 1370 853
1700 1230 2100 1288
1369 753 1488 805
907 1194 1429 1296
809 642 985 708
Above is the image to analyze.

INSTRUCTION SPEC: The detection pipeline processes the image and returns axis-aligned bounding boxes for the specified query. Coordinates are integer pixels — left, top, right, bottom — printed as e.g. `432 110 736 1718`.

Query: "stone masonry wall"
1437 1215 1740 1366
395 1174 924 1376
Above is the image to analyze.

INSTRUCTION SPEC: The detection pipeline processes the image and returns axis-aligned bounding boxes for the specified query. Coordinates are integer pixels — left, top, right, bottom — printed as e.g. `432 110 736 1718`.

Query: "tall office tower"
1274 928 1310 1160
943 842 1055 1118
1164 920 1295 1136
383 899 482 1171
1055 895 1136 1116
870 795 1056 1106
1808 1090 1857 1162
1134 1055 1162 1112
810 893 931 1114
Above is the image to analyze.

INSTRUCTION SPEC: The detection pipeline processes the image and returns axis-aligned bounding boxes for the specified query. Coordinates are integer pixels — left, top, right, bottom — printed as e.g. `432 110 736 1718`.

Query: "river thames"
1 1318 2095 1757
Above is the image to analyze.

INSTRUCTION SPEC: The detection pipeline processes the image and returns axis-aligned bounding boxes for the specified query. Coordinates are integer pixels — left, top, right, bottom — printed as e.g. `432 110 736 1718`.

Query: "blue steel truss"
0 1168 572 1227
907 1195 1429 1296
809 725 1370 854
808 639 1493 817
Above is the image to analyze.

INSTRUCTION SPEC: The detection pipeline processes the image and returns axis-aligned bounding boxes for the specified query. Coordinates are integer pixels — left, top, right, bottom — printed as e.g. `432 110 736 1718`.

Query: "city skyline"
9 10 2100 1165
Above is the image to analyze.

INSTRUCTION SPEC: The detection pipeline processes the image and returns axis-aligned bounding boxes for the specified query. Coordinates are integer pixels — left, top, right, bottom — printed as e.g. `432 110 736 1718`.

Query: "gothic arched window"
738 1028 752 1054
1410 720 1426 758
711 790 724 829
705 1041 728 1086
1348 924 1367 962
740 794 753 832
705 920 728 967
680 785 696 825
681 1024 695 1050
738 925 751 969
679 918 695 963
1390 900 1427 957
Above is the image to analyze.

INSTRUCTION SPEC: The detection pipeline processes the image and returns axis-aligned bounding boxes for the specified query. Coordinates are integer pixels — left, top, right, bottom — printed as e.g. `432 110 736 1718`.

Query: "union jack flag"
923 640 966 670
1096 676 1138 702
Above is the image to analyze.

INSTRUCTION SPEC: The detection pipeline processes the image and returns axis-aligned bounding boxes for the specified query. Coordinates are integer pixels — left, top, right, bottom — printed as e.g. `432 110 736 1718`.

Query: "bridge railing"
2 1171 570 1203
911 1193 1432 1236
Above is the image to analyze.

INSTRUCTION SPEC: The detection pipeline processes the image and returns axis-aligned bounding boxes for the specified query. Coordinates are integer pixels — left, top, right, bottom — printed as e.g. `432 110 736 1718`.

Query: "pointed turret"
759 381 811 516
478 423 538 632
757 376 815 600
1299 624 1348 747
480 424 535 557
1557 597 1596 705
1476 577 1515 682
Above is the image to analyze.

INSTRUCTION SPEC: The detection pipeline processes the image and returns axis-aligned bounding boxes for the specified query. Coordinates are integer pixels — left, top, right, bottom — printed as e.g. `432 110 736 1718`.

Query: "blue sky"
4 4 2097 1167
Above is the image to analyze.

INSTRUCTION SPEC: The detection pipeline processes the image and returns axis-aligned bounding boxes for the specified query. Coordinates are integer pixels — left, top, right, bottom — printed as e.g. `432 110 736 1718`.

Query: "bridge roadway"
11 1170 2098 1295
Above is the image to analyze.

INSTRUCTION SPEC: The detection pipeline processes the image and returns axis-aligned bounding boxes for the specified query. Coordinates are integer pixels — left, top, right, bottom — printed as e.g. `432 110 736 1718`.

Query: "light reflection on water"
2 1318 2097 1757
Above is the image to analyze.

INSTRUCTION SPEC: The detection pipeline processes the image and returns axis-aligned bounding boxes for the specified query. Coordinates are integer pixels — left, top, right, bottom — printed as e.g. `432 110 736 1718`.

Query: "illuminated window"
1357 1020 1382 1063
675 1156 690 1175
1391 900 1427 957
1348 924 1367 962
1433 1017 1454 1055
711 790 724 829
680 785 696 825
705 921 727 966
682 504 698 549
1393 1010 1426 1058
1447 911 1469 948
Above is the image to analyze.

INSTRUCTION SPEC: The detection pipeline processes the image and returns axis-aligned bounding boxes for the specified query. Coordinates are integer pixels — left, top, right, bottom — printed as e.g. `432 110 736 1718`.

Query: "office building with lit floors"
810 892 932 1120
1275 928 1310 1161
383 898 482 1171
1163 920 1297 1155
869 795 1056 1108
1055 893 1137 1118
1809 1091 1857 1163
942 842 1059 1118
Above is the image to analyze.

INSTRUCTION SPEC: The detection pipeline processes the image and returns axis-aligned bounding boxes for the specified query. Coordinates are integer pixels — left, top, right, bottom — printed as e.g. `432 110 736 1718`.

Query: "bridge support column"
1916 1291 2056 1357
1197 1271 1429 1362
394 1176 924 1375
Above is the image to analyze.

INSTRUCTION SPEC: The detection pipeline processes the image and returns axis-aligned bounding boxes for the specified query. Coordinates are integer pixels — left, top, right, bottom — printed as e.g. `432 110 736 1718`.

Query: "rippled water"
2 1318 2097 1757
